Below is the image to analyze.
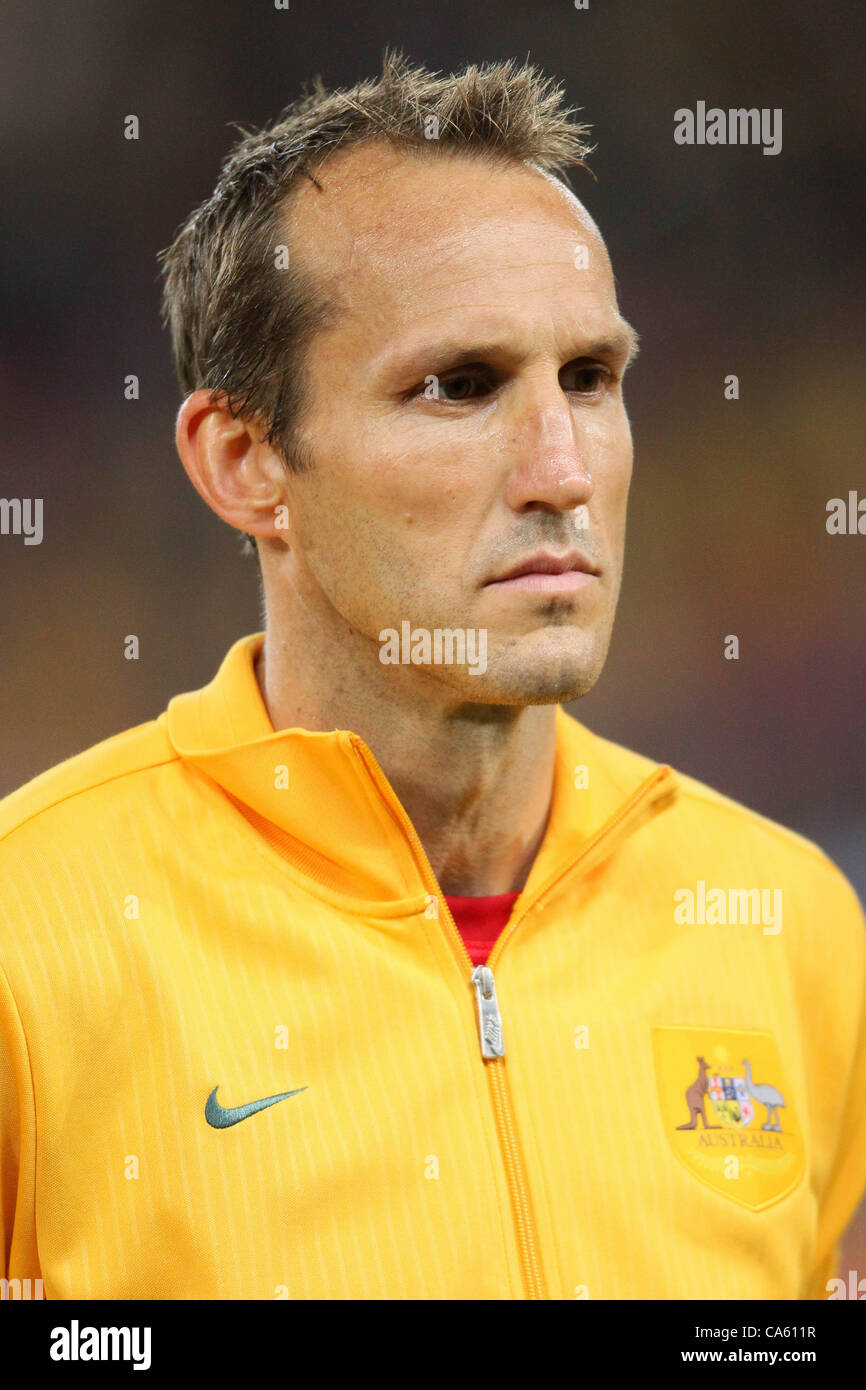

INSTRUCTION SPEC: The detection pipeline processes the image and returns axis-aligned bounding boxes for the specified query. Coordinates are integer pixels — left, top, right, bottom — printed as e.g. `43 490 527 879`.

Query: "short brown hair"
157 48 594 557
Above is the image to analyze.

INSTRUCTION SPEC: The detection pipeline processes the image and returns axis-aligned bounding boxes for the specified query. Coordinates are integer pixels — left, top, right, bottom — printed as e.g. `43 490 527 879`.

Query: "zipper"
469 963 546 1299
349 732 675 1301
471 966 505 1057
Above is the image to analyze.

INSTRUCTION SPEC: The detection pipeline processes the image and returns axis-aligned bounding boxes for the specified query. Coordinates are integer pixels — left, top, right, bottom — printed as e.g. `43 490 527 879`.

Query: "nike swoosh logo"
205 1083 307 1129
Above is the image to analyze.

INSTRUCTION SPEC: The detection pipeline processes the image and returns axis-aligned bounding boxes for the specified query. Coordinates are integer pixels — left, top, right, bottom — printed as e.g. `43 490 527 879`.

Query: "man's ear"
174 389 287 541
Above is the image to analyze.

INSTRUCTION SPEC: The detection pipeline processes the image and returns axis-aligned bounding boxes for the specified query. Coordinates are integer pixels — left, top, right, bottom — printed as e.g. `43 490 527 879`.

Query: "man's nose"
502 378 595 512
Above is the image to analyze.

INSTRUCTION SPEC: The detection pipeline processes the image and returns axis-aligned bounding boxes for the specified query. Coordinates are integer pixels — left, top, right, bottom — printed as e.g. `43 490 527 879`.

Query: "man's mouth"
483 548 600 594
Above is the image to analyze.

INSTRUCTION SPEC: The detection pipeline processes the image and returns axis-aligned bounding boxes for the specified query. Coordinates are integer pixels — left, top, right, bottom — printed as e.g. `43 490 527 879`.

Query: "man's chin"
478 630 610 705
393 624 612 706
451 658 604 707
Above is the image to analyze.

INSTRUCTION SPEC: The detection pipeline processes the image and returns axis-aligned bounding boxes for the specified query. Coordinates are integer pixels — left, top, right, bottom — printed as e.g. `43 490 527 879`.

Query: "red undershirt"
444 892 521 967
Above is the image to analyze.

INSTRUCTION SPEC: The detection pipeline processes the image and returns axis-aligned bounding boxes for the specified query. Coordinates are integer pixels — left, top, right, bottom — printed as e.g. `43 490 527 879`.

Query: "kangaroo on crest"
676 1055 722 1130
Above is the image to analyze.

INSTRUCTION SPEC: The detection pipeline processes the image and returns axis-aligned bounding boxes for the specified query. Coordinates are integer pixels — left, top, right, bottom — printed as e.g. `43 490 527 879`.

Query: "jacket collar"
164 632 678 906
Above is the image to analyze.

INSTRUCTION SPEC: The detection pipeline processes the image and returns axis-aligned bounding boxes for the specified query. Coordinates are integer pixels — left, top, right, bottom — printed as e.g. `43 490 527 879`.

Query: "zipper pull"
471 965 506 1058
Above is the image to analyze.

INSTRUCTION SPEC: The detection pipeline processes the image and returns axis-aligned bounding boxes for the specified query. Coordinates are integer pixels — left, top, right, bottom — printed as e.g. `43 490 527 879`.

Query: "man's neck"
254 628 557 897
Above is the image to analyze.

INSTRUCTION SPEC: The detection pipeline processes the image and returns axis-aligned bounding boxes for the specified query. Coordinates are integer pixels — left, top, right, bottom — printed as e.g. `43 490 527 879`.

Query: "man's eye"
433 371 490 401
561 363 609 394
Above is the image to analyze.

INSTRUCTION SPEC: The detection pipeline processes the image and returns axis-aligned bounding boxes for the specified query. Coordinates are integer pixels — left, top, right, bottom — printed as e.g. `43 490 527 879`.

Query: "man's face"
274 142 637 705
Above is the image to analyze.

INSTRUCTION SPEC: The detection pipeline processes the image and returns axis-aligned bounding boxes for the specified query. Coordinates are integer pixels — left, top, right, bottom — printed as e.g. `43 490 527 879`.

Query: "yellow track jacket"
1 632 865 1300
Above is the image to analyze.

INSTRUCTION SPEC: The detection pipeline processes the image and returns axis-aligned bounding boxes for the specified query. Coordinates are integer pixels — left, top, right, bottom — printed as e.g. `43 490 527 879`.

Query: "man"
1 51 864 1301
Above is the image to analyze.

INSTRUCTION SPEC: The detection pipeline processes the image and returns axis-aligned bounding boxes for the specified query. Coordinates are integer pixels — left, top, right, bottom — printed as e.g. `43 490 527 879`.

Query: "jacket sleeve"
807 867 866 1300
0 957 41 1289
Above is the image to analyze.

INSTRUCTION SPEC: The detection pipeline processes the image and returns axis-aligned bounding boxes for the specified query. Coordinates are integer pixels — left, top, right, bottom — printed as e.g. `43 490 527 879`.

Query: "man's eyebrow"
614 322 641 366
586 321 640 367
384 322 641 378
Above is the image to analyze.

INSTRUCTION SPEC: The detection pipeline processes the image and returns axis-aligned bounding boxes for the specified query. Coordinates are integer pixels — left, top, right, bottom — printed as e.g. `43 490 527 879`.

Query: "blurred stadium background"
2 0 864 1285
